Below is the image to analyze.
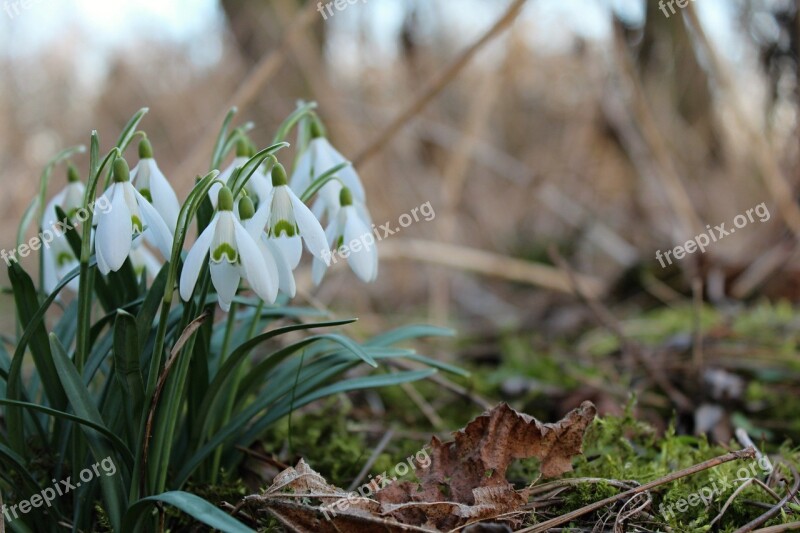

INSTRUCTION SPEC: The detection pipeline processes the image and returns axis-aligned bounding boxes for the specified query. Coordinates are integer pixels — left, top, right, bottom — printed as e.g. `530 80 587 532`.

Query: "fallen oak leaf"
247 459 434 532
376 401 597 530
245 402 596 532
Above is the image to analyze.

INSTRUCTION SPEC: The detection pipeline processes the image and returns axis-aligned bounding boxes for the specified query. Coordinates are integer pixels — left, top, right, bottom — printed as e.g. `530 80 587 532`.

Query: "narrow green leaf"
49 334 127 530
0 398 133 467
8 262 67 409
123 491 255 533
192 319 356 444
273 100 317 143
299 162 349 202
211 107 238 170
113 310 145 425
115 107 149 152
365 324 456 346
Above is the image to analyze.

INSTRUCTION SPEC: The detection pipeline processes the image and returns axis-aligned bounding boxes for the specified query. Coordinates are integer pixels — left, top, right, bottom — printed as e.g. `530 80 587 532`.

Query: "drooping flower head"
209 138 271 209
180 186 277 311
290 119 366 223
94 157 173 275
42 163 85 293
131 138 181 233
313 186 378 285
240 196 296 298
250 162 328 270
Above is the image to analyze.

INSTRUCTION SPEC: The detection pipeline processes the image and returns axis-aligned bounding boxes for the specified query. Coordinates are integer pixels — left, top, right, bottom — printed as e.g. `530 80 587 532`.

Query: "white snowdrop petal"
288 189 328 259
264 237 296 297
130 240 164 278
246 173 272 206
42 247 59 294
211 212 238 262
96 184 133 274
64 182 86 211
208 182 222 209
289 149 313 196
133 187 174 260
42 189 67 227
179 215 217 301
256 238 281 300
343 207 376 282
311 257 327 287
317 138 365 200
246 189 273 239
147 160 180 233
210 261 240 312
234 220 277 304
274 235 302 270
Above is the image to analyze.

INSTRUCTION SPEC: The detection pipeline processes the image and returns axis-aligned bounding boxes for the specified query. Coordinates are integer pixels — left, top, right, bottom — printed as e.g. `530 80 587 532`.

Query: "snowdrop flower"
209 139 271 209
250 162 328 270
130 138 180 233
289 120 366 223
240 196 296 298
94 158 173 275
312 187 378 285
129 238 163 278
180 186 276 312
41 164 85 293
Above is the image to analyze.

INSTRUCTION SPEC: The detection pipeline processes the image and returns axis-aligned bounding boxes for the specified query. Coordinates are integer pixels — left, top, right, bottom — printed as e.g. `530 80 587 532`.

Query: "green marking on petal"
212 243 238 263
139 188 153 203
56 252 74 266
271 220 297 237
132 215 143 233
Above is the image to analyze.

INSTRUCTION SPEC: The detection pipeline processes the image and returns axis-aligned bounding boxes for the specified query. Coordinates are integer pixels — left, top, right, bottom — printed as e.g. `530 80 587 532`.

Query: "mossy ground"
219 302 800 531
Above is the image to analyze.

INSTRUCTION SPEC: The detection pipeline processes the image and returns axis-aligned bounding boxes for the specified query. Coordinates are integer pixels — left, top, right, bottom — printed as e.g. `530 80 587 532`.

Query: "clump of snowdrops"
0 105 462 532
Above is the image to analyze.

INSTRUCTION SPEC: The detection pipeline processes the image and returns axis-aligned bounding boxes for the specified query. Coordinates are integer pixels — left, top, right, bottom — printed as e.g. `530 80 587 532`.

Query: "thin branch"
517 447 757 533
732 462 800 533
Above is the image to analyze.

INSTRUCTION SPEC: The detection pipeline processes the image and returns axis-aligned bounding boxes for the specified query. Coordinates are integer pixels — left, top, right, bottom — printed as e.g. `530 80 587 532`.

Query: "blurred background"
2 0 800 442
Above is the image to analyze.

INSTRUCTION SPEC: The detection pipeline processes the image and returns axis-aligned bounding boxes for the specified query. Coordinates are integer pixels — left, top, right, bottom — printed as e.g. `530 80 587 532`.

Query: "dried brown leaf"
248 402 596 532
376 401 597 529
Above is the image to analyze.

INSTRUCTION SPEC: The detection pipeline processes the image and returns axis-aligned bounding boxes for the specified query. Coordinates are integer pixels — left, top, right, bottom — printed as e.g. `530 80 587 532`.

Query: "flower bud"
238 196 255 220
310 118 326 139
236 138 253 158
138 137 153 159
217 186 234 211
339 186 353 207
271 163 288 187
113 158 130 183
67 163 81 183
